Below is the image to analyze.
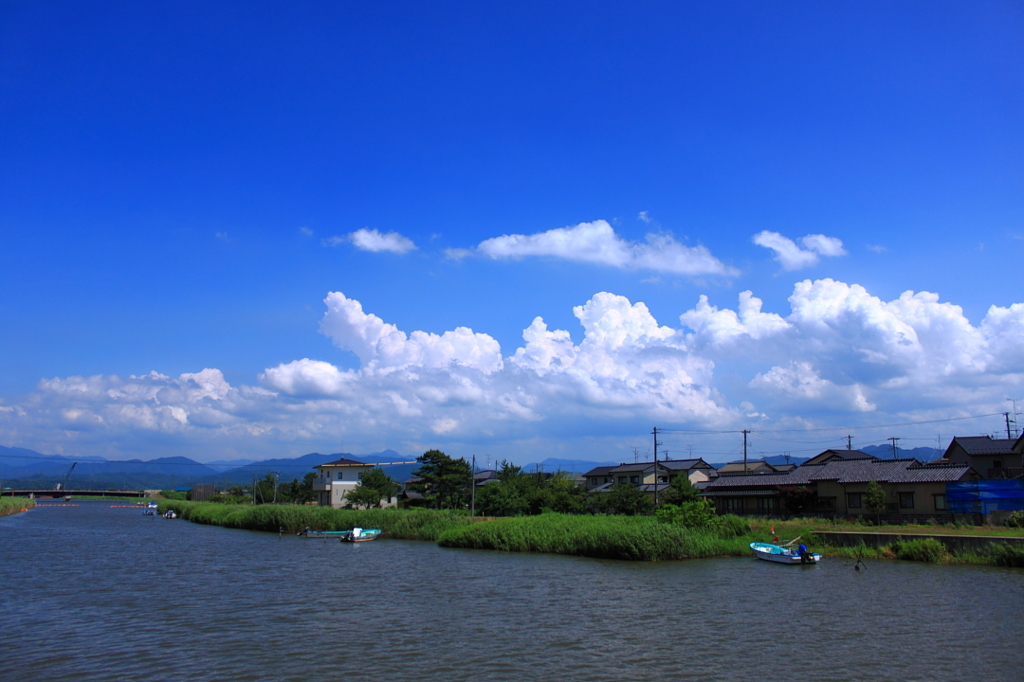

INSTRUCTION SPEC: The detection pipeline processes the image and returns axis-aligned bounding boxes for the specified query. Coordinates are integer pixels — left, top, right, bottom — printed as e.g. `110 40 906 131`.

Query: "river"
1 500 1021 681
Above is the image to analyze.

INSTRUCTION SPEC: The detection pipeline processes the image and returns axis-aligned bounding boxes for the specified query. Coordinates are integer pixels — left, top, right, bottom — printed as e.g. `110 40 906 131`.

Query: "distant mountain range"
0 442 947 491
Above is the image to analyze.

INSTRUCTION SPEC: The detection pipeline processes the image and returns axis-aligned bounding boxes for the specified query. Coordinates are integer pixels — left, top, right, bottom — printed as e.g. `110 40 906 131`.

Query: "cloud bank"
3 281 1022 461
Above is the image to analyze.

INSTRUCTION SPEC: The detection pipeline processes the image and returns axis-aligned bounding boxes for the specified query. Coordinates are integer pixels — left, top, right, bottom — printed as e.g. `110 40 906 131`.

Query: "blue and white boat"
750 542 821 564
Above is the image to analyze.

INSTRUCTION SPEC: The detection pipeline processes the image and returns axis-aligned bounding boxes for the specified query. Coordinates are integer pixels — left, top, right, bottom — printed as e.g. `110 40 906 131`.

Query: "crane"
57 462 77 492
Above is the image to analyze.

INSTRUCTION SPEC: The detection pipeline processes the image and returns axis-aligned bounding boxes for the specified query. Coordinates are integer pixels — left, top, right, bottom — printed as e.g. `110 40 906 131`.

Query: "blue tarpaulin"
947 479 1024 514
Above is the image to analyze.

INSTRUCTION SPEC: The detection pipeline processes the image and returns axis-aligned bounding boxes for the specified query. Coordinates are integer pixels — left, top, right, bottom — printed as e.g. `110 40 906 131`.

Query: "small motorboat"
750 542 821 564
298 527 352 539
339 527 382 543
163 510 178 519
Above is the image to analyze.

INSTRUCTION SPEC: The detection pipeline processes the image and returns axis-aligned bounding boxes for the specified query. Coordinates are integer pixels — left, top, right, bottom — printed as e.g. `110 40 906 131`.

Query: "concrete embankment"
817 530 1024 554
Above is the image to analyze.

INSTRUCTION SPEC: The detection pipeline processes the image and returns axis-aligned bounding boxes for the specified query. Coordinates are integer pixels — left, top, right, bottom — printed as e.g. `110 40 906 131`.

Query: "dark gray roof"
949 436 1017 456
317 457 367 467
703 458 972 490
803 449 874 465
583 466 617 477
608 462 651 474
657 458 715 471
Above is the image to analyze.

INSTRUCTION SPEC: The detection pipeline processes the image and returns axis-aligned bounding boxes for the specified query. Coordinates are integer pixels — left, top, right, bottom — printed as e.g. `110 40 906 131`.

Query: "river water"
1 501 1021 681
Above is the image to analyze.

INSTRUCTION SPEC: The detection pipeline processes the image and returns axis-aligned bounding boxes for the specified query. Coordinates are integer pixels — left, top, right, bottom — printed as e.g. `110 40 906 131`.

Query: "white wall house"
312 457 399 509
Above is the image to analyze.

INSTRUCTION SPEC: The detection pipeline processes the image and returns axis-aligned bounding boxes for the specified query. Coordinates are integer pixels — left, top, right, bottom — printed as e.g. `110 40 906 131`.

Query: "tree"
655 499 716 528
410 450 471 510
660 474 699 506
592 483 654 516
349 468 400 508
345 483 387 509
864 479 886 524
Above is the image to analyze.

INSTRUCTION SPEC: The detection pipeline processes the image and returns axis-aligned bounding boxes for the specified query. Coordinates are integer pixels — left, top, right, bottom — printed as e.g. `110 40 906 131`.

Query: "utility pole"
888 437 900 459
742 430 750 473
652 427 663 506
846 435 853 450
632 447 640 463
470 455 476 517
1004 412 1014 440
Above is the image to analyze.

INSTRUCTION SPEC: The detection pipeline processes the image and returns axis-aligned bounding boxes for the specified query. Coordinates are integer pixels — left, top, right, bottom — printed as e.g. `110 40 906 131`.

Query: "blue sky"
1 1 1022 464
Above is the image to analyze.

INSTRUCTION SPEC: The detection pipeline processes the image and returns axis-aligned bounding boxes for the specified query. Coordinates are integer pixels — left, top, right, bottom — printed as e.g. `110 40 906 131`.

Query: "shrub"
989 543 1024 568
1004 511 1024 529
893 537 947 563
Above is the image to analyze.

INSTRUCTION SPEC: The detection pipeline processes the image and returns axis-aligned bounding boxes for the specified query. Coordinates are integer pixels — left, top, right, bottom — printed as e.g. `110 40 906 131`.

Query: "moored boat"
298 527 352 539
750 542 821 564
339 527 382 543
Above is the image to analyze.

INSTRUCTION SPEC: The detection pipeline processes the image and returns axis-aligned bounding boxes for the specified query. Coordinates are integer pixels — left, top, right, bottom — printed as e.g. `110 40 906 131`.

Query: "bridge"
4 489 148 499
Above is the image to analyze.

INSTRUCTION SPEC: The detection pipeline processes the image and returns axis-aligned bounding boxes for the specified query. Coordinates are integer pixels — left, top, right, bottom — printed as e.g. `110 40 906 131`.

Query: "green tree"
660 474 699 506
864 479 886 524
352 468 400 508
592 483 654 516
411 449 471 510
345 483 386 509
655 498 717 527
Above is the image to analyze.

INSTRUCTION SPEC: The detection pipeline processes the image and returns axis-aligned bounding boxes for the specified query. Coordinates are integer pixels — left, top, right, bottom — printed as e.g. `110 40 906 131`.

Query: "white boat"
750 542 821 564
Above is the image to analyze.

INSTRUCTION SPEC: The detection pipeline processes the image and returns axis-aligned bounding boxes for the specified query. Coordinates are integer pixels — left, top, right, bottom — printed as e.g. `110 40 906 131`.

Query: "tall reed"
0 497 35 516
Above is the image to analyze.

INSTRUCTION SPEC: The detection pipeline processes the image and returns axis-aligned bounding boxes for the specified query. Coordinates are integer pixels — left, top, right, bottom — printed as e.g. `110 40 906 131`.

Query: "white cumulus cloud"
4 281 1024 462
324 228 417 253
475 220 738 276
752 230 847 270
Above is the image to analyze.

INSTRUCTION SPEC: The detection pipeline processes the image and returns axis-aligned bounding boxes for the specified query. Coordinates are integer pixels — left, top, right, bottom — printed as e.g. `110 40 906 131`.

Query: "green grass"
161 501 478 541
0 497 36 516
436 513 755 561
158 502 1024 566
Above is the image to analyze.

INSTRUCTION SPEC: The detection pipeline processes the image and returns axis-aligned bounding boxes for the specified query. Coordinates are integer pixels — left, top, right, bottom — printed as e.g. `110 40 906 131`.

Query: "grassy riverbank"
160 501 1024 566
0 497 36 516
161 500 479 541
436 514 754 561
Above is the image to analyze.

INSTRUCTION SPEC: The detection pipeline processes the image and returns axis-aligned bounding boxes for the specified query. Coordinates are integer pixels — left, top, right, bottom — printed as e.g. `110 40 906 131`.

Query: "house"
313 457 397 508
702 450 976 520
801 449 875 466
936 436 1022 479
716 460 781 476
583 466 617 491
583 459 718 498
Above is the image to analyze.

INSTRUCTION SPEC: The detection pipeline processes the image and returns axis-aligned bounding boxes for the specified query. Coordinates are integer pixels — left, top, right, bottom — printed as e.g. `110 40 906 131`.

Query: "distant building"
190 483 216 502
703 449 976 520
935 436 1022 479
312 458 397 509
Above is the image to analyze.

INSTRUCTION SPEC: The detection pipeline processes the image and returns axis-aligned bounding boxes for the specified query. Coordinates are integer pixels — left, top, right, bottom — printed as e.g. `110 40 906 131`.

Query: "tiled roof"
658 458 714 471
886 464 973 484
804 449 874 465
950 436 1016 455
703 459 972 490
317 457 367 467
583 466 617 477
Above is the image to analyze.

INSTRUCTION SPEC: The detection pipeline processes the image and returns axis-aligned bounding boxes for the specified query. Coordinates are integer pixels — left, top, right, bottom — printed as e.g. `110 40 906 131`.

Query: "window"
934 494 946 511
617 476 627 484
885 502 898 513
725 498 744 513
337 472 344 480
899 492 914 509
756 497 778 513
630 476 640 484
993 460 1003 469
847 493 862 509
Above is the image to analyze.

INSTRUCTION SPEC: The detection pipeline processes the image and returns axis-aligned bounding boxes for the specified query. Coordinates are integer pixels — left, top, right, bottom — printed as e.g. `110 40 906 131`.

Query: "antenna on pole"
845 435 853 450
888 437 900 459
